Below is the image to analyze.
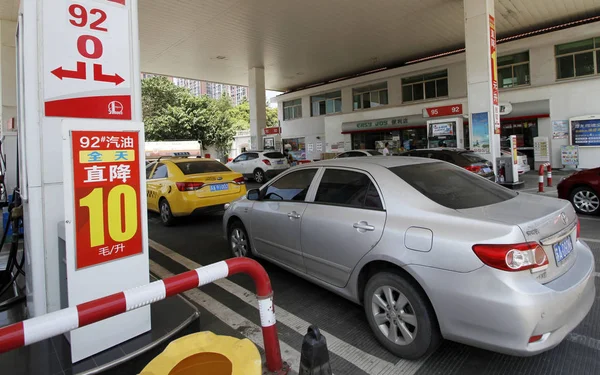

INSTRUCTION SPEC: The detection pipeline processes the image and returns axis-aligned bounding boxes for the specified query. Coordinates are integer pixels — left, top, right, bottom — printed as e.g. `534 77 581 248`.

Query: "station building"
274 22 600 169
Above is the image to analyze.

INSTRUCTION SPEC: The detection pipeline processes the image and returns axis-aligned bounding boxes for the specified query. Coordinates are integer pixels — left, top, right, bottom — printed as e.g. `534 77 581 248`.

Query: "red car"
557 167 600 215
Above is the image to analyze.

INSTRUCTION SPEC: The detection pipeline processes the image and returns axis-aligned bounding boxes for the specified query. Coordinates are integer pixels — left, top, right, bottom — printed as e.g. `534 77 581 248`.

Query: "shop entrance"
351 127 427 154
500 118 538 167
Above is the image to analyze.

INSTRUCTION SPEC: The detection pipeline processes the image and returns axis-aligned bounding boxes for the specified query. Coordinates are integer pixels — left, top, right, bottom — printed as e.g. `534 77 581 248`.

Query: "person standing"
382 142 390 156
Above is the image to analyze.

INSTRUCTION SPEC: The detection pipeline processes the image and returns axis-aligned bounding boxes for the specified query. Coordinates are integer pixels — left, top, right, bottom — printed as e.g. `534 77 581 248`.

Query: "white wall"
275 22 600 168
0 20 17 194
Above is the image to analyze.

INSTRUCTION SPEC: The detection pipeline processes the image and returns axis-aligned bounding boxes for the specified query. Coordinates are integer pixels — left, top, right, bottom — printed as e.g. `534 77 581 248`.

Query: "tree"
141 76 189 121
266 105 279 128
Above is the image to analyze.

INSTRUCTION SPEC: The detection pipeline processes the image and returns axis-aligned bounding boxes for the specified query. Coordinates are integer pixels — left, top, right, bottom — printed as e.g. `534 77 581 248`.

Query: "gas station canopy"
2 0 600 91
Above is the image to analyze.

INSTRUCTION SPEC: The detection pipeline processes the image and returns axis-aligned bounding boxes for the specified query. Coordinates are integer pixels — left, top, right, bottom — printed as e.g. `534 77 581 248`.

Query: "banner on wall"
552 120 569 139
471 112 490 154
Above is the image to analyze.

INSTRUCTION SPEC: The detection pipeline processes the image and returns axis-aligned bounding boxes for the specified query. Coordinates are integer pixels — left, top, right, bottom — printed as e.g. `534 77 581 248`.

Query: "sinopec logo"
108 101 124 115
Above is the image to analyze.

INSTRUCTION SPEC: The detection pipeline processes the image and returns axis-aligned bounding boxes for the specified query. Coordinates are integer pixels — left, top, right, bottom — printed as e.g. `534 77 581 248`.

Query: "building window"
283 99 302 120
402 70 448 103
498 51 530 88
311 91 342 116
352 82 388 110
555 37 600 80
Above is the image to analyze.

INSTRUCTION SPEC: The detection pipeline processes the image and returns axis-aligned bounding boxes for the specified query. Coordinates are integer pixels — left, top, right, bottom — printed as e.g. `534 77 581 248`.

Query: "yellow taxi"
145 155 247 226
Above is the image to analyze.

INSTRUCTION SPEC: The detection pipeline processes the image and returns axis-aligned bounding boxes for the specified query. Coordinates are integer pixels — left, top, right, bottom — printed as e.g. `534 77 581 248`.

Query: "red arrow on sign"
93 64 125 85
51 61 87 81
108 0 126 5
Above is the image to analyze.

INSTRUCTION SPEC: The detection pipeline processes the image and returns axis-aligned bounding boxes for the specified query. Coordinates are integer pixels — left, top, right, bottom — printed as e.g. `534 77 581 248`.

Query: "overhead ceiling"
1 0 599 91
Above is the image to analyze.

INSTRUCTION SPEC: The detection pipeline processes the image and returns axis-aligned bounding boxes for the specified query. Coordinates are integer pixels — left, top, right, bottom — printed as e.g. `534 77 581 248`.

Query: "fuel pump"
426 117 464 149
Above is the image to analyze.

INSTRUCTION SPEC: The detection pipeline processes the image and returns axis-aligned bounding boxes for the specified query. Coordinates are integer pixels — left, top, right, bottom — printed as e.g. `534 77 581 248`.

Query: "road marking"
581 238 600 244
150 238 427 375
567 332 600 351
594 272 600 278
149 260 303 370
579 216 600 222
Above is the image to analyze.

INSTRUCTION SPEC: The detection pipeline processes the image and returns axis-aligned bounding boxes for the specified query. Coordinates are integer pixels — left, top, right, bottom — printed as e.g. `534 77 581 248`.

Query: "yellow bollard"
140 332 262 375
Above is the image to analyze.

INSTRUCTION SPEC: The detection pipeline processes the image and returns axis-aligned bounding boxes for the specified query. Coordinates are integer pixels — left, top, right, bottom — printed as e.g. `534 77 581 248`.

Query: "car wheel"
571 186 600 215
364 272 440 359
254 169 266 184
159 199 176 226
228 220 251 258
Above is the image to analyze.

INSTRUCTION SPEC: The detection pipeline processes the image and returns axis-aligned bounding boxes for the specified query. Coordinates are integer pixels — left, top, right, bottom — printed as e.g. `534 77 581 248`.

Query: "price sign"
423 104 463 118
43 0 132 119
71 130 142 269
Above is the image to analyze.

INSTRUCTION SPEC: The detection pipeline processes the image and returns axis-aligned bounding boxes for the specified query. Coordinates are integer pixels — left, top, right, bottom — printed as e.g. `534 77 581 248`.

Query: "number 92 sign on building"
71 130 142 269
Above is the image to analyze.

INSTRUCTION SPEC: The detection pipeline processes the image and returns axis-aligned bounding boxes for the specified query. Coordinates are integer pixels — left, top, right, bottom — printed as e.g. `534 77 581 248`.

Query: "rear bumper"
171 187 247 216
412 240 595 356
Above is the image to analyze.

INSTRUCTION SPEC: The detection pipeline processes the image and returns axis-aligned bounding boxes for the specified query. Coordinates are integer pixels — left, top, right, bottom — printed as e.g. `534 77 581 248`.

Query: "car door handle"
287 211 301 219
353 221 375 231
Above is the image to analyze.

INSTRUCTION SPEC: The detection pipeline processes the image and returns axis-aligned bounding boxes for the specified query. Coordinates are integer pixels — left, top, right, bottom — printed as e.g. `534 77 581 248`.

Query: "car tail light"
464 165 481 173
529 334 543 343
176 182 204 191
262 159 271 166
233 177 245 185
577 218 581 239
472 242 548 272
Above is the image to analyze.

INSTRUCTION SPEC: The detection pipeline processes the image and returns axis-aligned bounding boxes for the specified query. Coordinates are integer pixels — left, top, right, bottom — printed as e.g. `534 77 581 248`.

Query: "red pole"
538 164 544 193
547 164 552 187
226 258 283 373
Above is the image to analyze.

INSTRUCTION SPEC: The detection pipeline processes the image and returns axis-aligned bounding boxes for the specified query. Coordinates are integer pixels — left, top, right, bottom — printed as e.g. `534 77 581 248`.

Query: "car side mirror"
247 188 260 201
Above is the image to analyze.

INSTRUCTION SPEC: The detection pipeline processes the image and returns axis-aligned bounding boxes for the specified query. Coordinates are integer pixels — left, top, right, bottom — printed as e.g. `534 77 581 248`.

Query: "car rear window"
389 162 516 209
264 152 285 159
368 150 383 156
459 151 489 164
174 160 230 175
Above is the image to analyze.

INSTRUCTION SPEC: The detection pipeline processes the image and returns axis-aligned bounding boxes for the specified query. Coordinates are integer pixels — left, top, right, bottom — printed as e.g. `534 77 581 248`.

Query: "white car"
336 149 383 158
501 150 531 174
226 151 290 183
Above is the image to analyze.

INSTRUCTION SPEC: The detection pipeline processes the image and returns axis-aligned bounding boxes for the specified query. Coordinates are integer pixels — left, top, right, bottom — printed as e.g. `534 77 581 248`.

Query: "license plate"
482 167 492 173
277 160 283 164
210 183 229 192
553 236 574 264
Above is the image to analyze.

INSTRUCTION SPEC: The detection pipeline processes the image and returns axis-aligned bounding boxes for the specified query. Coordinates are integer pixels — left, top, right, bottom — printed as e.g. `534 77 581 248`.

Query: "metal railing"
0 257 286 373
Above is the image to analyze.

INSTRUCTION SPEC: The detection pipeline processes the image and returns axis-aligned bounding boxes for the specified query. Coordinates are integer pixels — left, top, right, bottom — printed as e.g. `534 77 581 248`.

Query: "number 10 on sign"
71 131 143 269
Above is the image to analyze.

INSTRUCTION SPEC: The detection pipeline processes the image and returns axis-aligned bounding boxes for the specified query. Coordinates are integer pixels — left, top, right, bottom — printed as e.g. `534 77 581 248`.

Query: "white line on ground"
149 238 426 375
149 260 303 370
582 238 600 244
567 332 600 351
594 272 599 278
579 216 600 222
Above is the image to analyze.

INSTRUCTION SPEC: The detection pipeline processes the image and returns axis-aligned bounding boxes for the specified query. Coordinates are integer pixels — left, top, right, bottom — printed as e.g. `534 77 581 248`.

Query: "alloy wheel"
573 190 600 213
231 228 249 257
160 202 171 223
371 286 418 345
254 170 264 183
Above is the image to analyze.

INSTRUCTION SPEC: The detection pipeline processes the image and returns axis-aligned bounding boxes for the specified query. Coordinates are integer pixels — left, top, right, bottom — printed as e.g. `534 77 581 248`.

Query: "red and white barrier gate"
0 258 286 373
538 163 552 193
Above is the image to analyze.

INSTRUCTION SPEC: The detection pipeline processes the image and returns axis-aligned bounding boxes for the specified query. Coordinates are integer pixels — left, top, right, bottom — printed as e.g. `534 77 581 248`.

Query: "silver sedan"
223 156 595 359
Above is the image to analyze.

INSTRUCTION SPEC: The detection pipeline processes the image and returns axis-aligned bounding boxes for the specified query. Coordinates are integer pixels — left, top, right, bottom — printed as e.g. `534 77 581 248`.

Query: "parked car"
146 157 246 226
557 167 600 215
336 149 383 158
223 156 594 359
226 151 289 183
501 149 531 174
400 148 495 181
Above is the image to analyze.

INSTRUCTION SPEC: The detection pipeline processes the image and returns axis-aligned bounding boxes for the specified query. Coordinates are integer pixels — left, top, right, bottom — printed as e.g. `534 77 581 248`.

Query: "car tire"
570 186 600 215
364 272 441 359
254 169 266 184
159 199 176 227
228 220 252 258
